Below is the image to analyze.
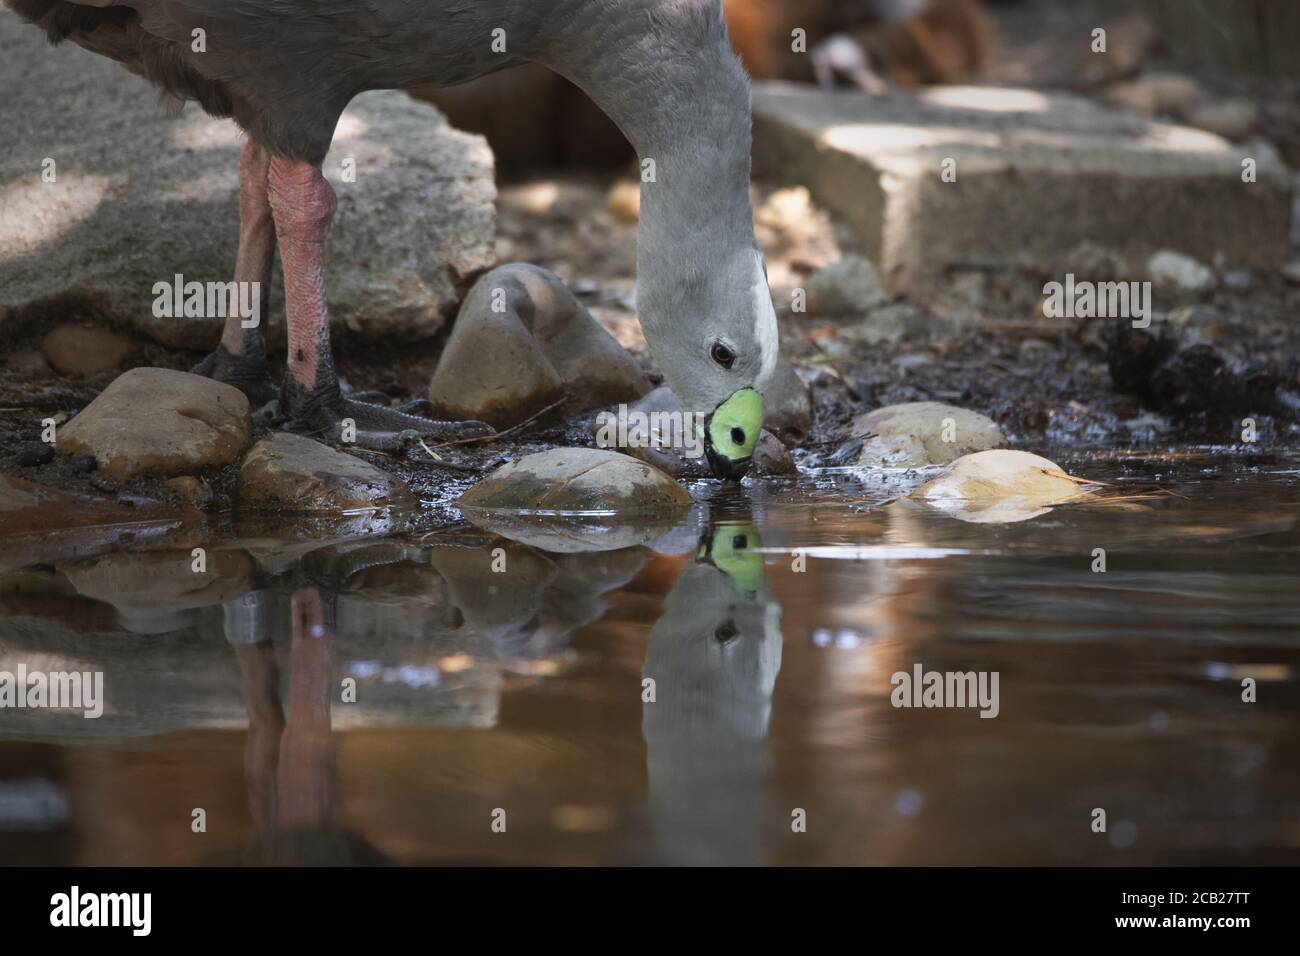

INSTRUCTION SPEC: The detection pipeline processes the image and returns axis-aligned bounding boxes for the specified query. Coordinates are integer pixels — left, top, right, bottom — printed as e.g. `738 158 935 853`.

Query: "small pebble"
67 455 98 473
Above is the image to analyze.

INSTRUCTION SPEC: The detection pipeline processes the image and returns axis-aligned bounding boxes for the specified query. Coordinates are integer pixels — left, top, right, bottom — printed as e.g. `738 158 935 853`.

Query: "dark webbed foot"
192 344 280 408
282 377 493 451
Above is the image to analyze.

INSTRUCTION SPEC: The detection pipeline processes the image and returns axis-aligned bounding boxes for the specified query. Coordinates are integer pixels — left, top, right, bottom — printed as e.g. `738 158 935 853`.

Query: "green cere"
699 523 765 595
707 387 764 462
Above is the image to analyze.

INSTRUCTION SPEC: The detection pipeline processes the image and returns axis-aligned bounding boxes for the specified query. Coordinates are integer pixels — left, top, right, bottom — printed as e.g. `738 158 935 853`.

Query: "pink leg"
266 157 338 401
191 140 278 405
265 157 493 448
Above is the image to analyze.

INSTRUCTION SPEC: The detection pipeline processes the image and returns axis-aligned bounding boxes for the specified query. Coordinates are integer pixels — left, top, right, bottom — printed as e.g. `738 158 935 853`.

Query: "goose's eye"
710 342 736 369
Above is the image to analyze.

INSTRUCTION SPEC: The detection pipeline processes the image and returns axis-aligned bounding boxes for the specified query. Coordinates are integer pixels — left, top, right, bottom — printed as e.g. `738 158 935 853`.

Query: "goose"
7 0 780 480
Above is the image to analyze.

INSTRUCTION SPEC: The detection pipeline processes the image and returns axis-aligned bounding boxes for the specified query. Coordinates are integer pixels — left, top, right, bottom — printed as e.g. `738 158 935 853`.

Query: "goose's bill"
704 387 763 482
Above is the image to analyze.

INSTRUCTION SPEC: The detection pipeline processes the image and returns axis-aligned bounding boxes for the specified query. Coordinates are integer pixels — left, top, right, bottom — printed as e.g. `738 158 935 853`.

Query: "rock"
752 431 797 475
911 450 1098 524
459 447 692 552
752 82 1291 293
57 368 251 480
4 350 50 377
461 447 690 514
0 14 495 347
1104 72 1204 117
804 255 888 316
847 402 1005 468
428 263 651 428
1147 250 1215 293
238 432 416 513
1183 99 1257 142
606 180 641 224
40 323 135 376
764 355 813 445
461 452 695 552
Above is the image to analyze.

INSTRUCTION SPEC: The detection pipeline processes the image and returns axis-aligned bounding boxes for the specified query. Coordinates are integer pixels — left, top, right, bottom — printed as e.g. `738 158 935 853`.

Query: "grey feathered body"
6 0 745 167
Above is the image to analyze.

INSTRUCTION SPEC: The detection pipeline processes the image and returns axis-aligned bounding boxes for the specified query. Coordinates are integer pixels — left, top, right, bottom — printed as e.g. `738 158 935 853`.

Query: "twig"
420 398 568 453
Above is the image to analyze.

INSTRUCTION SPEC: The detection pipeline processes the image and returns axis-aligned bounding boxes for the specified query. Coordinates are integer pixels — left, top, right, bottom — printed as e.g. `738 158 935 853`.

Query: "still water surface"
1 449 1298 865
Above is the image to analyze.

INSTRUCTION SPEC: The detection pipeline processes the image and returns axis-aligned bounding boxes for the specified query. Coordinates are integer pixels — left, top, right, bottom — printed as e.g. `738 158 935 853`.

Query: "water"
1 449 1298 865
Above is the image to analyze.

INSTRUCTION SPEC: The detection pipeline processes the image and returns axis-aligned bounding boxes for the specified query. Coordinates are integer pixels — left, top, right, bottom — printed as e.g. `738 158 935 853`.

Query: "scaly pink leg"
191 140 279 406
266 157 493 449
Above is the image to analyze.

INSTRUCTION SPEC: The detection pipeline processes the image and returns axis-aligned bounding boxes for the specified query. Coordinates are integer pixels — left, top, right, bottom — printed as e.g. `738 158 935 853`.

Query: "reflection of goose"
641 523 783 864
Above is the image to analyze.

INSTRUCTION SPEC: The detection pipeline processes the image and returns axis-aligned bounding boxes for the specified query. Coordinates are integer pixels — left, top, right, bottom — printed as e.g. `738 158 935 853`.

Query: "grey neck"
529 0 757 324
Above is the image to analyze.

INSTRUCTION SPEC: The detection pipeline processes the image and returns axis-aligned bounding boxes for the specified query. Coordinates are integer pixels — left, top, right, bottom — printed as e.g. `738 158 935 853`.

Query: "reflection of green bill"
698 522 764 595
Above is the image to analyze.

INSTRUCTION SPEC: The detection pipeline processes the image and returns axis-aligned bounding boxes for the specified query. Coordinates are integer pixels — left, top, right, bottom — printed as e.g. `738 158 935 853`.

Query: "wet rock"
804 255 887 317
752 431 797 475
57 367 251 480
427 263 651 429
238 432 416 513
0 15 495 347
847 402 1005 468
40 323 135 377
1147 250 1215 294
461 447 690 513
912 450 1099 524
14 442 54 467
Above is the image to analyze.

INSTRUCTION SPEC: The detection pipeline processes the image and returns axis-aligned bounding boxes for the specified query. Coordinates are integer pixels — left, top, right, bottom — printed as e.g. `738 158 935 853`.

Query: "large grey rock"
238 432 416 513
752 82 1292 293
58 367 251 479
428 263 651 428
0 11 495 347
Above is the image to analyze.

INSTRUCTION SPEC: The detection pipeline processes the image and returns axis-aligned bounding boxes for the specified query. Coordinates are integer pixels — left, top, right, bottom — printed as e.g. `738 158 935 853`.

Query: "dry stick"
419 398 569 458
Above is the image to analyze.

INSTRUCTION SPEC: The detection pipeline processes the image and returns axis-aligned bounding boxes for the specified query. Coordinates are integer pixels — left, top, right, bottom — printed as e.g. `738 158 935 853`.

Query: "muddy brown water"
0 447 1298 865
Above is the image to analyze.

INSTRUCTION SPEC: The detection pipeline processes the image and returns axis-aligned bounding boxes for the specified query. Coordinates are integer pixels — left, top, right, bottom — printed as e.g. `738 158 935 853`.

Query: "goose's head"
640 246 779 481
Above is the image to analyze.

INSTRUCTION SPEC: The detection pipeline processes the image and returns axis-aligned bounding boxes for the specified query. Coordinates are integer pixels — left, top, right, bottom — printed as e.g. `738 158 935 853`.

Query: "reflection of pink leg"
192 141 278 405
234 641 284 831
277 587 339 830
